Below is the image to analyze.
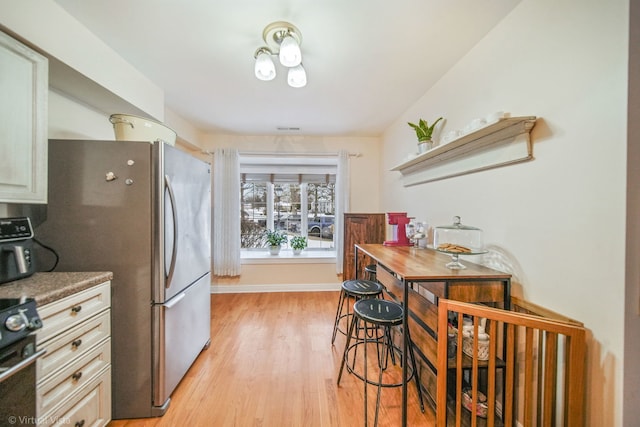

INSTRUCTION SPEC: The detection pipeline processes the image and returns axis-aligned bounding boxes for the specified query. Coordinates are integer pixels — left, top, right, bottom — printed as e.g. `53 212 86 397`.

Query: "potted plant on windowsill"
265 229 288 255
290 236 308 255
408 117 443 153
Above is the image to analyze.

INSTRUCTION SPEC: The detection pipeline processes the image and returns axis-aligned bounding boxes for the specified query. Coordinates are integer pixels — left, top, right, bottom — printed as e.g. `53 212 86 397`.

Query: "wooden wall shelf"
391 116 537 186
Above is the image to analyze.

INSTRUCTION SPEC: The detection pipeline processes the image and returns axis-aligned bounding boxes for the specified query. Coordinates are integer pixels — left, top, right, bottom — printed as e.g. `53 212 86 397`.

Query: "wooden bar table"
354 244 512 427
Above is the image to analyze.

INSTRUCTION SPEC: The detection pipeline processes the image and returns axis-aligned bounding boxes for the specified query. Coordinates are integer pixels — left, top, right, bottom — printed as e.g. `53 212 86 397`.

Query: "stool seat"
342 279 383 296
332 280 384 345
354 299 403 326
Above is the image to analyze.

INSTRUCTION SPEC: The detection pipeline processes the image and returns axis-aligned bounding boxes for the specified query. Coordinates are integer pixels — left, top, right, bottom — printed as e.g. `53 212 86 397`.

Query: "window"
239 155 338 251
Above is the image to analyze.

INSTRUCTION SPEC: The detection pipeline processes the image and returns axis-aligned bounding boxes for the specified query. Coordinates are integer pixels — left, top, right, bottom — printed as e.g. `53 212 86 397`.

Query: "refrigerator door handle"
164 174 179 289
163 292 186 309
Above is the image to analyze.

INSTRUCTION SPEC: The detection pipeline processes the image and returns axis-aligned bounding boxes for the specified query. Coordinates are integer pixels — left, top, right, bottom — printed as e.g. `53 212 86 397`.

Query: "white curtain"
212 148 241 276
334 150 350 274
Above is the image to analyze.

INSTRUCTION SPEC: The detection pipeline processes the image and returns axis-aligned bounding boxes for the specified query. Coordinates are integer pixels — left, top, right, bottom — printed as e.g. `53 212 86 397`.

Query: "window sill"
241 250 337 265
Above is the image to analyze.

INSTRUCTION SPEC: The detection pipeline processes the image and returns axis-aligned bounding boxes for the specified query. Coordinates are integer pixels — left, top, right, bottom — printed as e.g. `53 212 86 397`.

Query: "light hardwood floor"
108 292 436 427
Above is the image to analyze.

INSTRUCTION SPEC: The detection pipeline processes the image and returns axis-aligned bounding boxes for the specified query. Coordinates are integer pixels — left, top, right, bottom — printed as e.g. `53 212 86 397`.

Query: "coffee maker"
0 217 36 284
383 212 412 246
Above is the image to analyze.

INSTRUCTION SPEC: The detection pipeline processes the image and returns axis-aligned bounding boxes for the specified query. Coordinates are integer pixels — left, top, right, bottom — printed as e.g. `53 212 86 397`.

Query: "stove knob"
5 314 27 332
29 317 43 330
22 342 35 358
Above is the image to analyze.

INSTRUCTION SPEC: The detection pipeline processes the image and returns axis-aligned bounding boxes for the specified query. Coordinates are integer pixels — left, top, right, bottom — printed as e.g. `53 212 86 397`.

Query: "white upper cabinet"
0 31 48 204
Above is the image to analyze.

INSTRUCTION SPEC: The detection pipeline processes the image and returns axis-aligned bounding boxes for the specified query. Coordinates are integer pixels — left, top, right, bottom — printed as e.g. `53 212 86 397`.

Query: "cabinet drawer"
37 310 111 381
37 282 111 344
39 366 111 427
419 280 505 304
38 339 111 416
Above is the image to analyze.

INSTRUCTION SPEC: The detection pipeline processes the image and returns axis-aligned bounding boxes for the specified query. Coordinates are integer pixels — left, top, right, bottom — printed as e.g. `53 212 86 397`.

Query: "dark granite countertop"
0 272 113 306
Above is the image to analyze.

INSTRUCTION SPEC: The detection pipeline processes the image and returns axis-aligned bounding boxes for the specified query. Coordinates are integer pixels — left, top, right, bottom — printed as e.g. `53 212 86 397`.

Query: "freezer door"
160 144 211 302
39 139 156 419
152 272 211 407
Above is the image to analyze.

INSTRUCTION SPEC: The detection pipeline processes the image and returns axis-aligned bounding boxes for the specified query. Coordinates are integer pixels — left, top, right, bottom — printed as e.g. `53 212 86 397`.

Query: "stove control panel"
0 299 42 349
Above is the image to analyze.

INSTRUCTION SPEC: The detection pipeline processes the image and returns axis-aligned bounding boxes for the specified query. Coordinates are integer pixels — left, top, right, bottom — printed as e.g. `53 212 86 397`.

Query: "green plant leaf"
290 235 308 250
408 117 444 142
264 229 288 246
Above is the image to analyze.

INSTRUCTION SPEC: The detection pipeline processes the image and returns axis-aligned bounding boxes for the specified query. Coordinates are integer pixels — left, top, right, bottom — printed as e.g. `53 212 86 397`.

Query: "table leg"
402 278 408 427
503 278 511 310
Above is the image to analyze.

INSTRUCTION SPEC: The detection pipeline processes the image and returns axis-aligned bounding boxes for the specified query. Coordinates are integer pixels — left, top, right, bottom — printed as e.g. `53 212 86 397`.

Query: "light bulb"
287 64 307 88
279 35 302 67
255 51 276 81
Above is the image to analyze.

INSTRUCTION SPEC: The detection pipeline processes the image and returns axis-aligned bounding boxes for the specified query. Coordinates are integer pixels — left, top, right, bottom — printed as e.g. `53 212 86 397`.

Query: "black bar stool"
337 298 425 427
365 264 377 282
331 279 384 344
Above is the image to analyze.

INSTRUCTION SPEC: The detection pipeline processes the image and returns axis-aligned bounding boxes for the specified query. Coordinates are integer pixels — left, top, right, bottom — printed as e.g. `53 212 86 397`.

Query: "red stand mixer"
383 212 412 246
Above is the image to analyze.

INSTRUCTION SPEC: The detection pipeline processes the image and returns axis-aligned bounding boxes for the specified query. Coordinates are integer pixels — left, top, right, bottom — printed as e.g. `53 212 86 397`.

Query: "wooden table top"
356 244 512 281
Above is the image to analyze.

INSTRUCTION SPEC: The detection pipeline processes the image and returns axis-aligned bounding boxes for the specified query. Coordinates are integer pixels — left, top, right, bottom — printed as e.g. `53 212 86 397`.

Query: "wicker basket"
462 334 490 360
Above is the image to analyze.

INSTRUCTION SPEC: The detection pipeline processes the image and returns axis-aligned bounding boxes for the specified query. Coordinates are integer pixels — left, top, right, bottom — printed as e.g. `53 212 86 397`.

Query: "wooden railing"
436 298 586 427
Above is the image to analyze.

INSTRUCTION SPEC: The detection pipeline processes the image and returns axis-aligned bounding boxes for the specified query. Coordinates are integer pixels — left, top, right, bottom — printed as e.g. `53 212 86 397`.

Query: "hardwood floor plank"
108 292 435 427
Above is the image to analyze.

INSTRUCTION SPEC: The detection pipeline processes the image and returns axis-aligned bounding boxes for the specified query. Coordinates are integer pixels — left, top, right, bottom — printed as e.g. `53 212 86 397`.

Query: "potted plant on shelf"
290 236 308 255
265 229 287 255
408 117 443 153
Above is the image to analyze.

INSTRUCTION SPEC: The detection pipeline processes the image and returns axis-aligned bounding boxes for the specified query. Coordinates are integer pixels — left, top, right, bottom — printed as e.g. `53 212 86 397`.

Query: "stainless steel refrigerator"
35 139 211 419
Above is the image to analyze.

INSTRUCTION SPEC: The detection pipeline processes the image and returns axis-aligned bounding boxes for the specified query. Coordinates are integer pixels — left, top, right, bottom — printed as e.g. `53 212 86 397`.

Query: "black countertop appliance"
0 217 36 284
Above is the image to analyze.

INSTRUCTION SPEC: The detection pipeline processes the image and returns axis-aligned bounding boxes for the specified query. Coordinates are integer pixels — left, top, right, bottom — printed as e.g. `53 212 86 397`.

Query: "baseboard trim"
210 283 341 294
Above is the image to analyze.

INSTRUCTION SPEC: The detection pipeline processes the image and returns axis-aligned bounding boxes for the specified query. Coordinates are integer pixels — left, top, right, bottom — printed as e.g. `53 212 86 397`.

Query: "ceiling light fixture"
254 21 307 88
287 64 307 88
254 47 276 81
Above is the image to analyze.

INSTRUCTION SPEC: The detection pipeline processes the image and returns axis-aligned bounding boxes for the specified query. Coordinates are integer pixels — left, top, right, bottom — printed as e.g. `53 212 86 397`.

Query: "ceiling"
54 0 521 137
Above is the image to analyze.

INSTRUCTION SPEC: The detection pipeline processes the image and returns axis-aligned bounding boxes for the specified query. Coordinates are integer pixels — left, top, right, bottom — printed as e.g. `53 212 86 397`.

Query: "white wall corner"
165 108 205 150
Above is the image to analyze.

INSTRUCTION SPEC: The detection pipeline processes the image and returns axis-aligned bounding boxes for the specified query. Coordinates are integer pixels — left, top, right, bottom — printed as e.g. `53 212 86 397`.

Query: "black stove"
0 298 42 350
0 298 44 426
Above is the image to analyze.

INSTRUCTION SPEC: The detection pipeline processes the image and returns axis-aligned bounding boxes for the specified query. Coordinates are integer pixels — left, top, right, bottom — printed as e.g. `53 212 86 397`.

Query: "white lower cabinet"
36 282 112 426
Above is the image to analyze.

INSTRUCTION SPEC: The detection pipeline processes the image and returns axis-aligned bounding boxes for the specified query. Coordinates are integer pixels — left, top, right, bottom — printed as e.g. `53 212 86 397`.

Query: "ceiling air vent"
276 127 301 131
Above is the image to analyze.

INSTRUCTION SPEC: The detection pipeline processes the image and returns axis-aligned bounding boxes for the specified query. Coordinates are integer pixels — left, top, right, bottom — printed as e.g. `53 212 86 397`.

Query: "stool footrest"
344 340 416 388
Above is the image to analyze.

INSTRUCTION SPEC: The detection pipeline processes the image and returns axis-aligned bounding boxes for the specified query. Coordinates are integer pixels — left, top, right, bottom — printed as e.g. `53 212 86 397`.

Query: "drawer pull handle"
71 305 82 314
71 339 82 349
75 420 85 427
71 371 83 381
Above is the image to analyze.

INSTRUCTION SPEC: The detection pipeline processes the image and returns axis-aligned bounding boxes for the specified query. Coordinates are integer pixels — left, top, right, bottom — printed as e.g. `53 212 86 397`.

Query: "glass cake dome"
433 216 486 269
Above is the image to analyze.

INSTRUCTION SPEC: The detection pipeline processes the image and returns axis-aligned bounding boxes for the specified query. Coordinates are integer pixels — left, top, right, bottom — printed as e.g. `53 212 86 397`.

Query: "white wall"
48 90 114 140
0 0 164 121
202 134 382 290
380 0 628 425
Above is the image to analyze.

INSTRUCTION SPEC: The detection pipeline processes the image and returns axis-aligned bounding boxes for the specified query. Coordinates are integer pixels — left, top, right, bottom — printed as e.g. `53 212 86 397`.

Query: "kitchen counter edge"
0 272 113 306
